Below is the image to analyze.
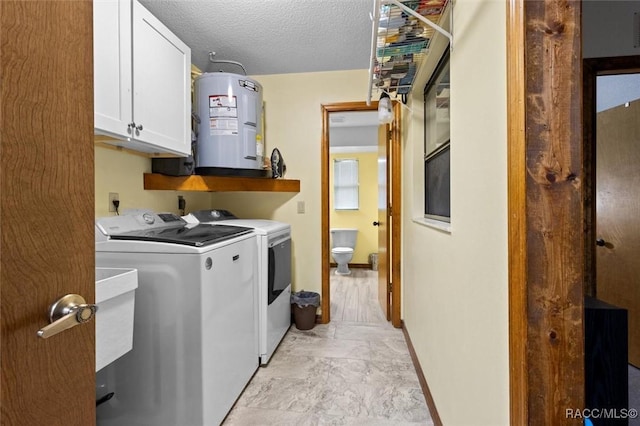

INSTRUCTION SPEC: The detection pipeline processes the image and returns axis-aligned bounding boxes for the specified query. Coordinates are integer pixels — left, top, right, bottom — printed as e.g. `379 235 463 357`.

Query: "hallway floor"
223 269 433 425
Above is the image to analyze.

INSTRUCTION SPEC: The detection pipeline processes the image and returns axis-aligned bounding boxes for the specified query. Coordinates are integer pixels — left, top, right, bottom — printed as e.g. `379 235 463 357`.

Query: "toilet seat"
331 247 353 254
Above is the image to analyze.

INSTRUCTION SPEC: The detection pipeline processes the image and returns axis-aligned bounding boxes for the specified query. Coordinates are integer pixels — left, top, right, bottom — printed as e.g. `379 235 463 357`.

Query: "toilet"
330 228 358 275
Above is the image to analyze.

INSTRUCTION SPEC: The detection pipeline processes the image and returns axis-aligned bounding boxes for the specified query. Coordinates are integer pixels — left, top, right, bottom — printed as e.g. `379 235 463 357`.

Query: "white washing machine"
185 209 291 365
95 211 258 426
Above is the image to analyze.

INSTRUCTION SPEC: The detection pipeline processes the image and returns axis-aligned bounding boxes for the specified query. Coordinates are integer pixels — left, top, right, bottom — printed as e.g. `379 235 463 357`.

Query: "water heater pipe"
208 51 247 75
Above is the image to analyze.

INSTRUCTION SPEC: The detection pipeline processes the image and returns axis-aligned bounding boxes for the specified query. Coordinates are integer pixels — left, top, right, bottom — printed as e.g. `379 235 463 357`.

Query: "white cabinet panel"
94 0 191 156
94 0 132 137
132 1 190 156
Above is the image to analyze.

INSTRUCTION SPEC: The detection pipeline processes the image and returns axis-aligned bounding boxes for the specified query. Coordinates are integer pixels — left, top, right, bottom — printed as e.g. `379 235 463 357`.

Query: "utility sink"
95 267 138 372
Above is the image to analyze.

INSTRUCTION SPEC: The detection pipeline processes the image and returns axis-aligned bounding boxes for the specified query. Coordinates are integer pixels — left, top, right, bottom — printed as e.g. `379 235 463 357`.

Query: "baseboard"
402 321 442 426
329 262 371 269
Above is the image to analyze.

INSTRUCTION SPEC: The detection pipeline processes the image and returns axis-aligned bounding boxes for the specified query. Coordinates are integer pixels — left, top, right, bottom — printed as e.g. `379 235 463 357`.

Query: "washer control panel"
96 211 186 236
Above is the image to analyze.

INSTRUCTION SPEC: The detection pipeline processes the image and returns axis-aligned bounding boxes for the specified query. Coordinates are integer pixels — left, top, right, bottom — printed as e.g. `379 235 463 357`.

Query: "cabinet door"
132 0 191 156
94 0 132 138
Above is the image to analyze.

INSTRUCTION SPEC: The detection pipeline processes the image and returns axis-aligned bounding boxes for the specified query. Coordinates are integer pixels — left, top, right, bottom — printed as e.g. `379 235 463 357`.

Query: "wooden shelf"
143 173 300 193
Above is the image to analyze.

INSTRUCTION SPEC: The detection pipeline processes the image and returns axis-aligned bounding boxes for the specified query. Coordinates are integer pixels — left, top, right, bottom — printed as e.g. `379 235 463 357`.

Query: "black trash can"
291 291 320 330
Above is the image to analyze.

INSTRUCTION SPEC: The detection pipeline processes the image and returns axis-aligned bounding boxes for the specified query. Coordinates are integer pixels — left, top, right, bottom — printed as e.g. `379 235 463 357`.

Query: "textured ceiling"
139 0 373 76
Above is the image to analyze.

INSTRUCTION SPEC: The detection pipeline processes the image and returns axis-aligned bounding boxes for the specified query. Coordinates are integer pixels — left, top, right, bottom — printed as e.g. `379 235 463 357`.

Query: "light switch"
297 201 305 214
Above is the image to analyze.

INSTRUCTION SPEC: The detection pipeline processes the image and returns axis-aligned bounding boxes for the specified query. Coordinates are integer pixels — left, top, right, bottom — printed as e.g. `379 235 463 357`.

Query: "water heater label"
238 80 259 92
210 118 238 136
209 95 238 134
209 95 237 118
256 134 263 156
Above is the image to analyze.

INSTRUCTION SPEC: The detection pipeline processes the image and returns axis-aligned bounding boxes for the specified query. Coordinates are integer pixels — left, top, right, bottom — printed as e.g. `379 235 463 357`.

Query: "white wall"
402 1 509 424
583 0 640 58
210 69 369 296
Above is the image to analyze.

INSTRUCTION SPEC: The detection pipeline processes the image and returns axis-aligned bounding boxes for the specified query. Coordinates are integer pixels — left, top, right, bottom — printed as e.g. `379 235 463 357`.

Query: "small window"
424 50 450 222
333 159 359 210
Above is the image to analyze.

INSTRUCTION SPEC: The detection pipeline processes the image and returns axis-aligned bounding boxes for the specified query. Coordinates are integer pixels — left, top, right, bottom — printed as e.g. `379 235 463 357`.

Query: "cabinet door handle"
135 124 143 136
127 122 135 134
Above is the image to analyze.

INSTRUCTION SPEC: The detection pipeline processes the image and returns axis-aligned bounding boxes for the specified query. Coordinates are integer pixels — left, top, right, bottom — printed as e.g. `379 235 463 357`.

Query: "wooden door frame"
583 55 640 297
320 101 402 327
508 1 585 423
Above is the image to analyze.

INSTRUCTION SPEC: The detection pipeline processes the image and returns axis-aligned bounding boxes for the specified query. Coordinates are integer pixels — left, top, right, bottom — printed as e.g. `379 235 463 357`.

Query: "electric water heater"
194 72 266 176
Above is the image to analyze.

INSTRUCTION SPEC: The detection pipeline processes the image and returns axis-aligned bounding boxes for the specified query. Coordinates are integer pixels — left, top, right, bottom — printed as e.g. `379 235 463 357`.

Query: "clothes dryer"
184 209 291 365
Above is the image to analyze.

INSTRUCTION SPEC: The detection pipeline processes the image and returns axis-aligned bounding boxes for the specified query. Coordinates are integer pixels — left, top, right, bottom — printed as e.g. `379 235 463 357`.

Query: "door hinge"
388 282 392 292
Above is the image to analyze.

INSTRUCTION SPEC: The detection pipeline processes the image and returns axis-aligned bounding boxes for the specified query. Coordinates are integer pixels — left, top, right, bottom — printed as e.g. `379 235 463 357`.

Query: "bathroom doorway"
320 101 402 327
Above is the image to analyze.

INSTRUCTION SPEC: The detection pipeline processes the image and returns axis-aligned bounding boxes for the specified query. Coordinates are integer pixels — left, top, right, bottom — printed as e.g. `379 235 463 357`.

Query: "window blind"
334 159 359 210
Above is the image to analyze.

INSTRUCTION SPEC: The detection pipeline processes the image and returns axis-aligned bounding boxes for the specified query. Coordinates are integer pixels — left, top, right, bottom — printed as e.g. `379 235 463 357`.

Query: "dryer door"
268 237 291 305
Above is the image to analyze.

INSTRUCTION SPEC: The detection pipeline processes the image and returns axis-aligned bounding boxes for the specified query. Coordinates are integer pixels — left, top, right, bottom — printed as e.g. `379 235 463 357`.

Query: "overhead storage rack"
367 0 452 104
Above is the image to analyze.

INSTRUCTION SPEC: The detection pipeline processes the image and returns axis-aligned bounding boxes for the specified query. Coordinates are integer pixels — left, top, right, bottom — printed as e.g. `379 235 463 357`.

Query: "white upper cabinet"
131 1 191 155
94 0 191 157
94 0 132 138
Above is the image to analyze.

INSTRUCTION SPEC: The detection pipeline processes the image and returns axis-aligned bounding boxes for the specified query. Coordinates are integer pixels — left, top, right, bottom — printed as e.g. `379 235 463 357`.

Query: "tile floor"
223 269 433 425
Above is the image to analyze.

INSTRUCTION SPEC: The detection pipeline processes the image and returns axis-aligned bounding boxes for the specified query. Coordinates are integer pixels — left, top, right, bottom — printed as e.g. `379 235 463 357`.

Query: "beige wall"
210 69 369 294
401 1 509 424
94 146 212 217
329 151 378 264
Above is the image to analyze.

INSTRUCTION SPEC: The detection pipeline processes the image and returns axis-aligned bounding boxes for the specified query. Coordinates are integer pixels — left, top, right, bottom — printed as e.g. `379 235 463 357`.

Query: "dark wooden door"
1 1 96 424
596 95 640 367
377 124 390 320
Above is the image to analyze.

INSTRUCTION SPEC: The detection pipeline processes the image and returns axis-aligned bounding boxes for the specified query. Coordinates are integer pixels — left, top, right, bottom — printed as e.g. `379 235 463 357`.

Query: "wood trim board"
402 323 442 426
328 263 372 269
506 0 528 423
390 101 402 328
508 1 585 423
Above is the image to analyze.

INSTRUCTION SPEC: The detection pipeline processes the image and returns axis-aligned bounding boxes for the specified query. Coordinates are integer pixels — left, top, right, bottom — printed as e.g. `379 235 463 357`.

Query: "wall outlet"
108 192 119 212
297 201 305 214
